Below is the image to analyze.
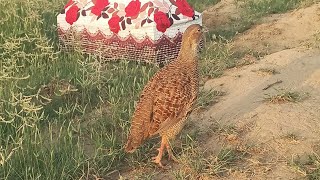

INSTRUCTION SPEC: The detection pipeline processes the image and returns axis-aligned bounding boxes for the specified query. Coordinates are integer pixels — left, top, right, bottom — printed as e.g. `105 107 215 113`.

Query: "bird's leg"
165 140 178 162
152 137 166 168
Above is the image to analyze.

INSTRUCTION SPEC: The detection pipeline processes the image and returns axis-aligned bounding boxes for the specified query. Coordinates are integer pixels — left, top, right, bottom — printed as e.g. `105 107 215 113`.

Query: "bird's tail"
124 96 153 153
125 86 153 153
124 119 149 153
124 135 141 153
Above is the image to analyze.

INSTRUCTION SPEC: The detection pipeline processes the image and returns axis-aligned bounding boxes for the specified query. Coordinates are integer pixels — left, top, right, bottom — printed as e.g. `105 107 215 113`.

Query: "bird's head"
180 24 205 58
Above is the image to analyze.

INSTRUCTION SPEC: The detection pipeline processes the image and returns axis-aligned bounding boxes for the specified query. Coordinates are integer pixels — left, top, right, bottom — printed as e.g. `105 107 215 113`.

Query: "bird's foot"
152 147 164 168
152 155 166 168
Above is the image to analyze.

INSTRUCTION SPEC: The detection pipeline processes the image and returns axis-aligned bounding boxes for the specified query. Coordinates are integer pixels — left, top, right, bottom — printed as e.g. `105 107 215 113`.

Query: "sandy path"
199 2 320 178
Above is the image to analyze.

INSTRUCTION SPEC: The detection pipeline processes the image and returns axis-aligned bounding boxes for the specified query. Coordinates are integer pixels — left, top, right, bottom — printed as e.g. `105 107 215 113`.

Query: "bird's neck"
177 44 199 64
176 46 199 78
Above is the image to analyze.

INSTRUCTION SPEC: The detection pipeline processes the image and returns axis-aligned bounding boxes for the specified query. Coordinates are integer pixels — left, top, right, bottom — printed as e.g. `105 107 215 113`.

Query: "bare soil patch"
121 2 320 179
232 3 320 54
203 0 241 29
201 2 320 179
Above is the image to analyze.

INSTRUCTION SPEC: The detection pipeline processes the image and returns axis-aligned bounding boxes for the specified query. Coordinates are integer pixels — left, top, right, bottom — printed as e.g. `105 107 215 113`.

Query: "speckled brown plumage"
125 24 204 167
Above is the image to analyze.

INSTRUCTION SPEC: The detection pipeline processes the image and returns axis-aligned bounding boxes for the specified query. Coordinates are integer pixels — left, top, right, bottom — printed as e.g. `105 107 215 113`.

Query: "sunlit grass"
187 0 221 11
240 0 303 17
2 0 320 179
0 1 159 178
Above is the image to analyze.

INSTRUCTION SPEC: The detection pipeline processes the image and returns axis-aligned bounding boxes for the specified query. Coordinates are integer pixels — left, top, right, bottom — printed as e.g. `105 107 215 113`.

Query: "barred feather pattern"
125 24 202 153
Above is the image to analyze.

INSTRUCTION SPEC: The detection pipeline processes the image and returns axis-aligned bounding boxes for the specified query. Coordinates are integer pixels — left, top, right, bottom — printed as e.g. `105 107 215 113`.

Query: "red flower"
176 0 194 17
64 0 74 9
91 0 110 16
154 11 171 33
66 5 79 25
108 15 121 34
125 0 141 17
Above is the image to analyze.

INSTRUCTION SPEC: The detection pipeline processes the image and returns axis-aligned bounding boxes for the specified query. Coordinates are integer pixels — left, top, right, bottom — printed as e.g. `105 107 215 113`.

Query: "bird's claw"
152 156 165 168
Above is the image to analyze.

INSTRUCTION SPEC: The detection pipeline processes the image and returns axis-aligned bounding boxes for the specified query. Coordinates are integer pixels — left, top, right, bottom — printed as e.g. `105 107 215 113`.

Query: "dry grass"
256 68 280 75
290 153 320 179
171 136 247 179
195 89 225 110
1 0 319 179
264 90 307 103
283 133 299 142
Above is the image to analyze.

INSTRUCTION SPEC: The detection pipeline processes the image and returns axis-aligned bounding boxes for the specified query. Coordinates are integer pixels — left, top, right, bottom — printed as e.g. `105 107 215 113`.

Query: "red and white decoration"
57 0 202 64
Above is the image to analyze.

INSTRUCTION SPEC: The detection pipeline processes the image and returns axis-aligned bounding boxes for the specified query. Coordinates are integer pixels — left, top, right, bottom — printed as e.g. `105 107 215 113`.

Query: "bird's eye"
197 28 201 32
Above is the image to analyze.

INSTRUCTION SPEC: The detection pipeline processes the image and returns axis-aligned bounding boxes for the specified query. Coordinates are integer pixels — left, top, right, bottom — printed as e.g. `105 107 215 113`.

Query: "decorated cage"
57 0 202 65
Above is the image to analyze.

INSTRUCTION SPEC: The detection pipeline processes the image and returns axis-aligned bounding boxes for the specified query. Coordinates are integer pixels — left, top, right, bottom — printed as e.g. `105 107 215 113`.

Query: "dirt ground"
200 1 320 179
122 1 320 179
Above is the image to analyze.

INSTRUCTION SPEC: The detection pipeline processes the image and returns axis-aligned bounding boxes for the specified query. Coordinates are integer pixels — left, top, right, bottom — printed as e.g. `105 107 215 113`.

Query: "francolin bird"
125 24 203 167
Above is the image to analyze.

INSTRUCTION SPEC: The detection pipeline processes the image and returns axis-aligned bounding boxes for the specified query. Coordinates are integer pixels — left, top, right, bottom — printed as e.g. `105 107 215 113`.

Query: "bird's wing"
151 107 186 135
125 65 194 152
149 72 194 136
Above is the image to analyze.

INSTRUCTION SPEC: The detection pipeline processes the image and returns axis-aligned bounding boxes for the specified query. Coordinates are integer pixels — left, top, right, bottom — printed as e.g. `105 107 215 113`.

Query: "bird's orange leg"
152 137 166 167
165 141 178 162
